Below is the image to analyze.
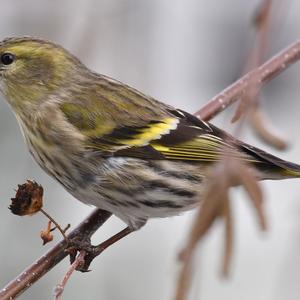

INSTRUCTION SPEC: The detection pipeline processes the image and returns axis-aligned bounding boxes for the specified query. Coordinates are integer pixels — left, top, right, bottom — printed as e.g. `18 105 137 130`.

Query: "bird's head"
0 37 87 113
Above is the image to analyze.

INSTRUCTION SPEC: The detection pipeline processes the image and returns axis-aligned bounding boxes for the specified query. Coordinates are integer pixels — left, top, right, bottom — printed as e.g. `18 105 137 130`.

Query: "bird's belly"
24 129 206 228
71 157 206 228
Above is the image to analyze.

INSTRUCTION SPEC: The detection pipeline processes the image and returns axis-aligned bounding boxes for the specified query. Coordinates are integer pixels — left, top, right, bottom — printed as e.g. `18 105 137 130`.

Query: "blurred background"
0 0 300 299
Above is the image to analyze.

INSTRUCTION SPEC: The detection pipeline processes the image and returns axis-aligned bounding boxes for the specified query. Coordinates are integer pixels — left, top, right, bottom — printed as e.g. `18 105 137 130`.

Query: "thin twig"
54 251 86 300
40 208 69 241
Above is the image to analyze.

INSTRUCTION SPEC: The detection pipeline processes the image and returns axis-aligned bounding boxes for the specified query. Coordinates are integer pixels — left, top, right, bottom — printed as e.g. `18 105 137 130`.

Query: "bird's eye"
1 53 15 65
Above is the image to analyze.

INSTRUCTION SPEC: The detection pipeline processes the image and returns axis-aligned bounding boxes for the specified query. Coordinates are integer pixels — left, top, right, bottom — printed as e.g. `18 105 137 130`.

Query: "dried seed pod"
9 180 43 216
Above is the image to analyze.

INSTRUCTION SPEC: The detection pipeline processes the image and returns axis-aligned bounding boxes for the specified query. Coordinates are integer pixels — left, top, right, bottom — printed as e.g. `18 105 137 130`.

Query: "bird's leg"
75 226 135 272
67 218 146 272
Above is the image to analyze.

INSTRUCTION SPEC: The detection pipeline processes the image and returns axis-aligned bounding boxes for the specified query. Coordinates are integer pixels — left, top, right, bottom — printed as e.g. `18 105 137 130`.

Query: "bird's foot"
65 226 134 272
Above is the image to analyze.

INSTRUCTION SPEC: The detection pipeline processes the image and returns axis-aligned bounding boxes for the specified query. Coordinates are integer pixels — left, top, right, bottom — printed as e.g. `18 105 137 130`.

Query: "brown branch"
0 209 111 300
195 40 300 121
1 39 300 300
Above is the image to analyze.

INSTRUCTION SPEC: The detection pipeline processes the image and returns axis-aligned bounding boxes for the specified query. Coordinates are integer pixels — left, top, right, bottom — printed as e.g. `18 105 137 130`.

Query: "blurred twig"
195 40 300 121
232 0 273 124
0 39 300 300
232 0 289 150
250 109 287 150
174 158 266 300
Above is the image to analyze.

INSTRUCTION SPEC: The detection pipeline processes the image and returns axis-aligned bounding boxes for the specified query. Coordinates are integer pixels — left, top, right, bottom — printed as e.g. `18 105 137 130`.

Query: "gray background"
0 1 300 299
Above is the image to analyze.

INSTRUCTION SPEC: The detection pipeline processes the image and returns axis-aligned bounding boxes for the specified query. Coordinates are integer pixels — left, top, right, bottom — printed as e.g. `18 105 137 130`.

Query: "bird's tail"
240 143 300 180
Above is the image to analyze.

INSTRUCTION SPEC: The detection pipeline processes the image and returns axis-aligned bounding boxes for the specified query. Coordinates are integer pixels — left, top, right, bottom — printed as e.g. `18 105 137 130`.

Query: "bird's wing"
58 73 250 162
60 98 300 177
111 109 255 162
60 100 253 162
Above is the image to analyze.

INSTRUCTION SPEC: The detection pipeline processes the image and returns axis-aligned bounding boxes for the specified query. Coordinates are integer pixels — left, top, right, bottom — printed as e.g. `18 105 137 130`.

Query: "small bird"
0 37 299 230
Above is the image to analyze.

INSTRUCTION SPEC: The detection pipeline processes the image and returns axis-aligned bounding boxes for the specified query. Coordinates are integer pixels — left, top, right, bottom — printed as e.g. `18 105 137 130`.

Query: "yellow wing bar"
120 118 179 147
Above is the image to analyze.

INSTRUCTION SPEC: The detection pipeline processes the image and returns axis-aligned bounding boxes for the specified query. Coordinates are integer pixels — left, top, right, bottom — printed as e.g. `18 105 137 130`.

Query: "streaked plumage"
1 37 300 229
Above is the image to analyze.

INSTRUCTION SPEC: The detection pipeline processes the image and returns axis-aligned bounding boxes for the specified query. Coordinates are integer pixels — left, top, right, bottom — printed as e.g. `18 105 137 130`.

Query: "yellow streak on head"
0 37 84 112
0 37 76 64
